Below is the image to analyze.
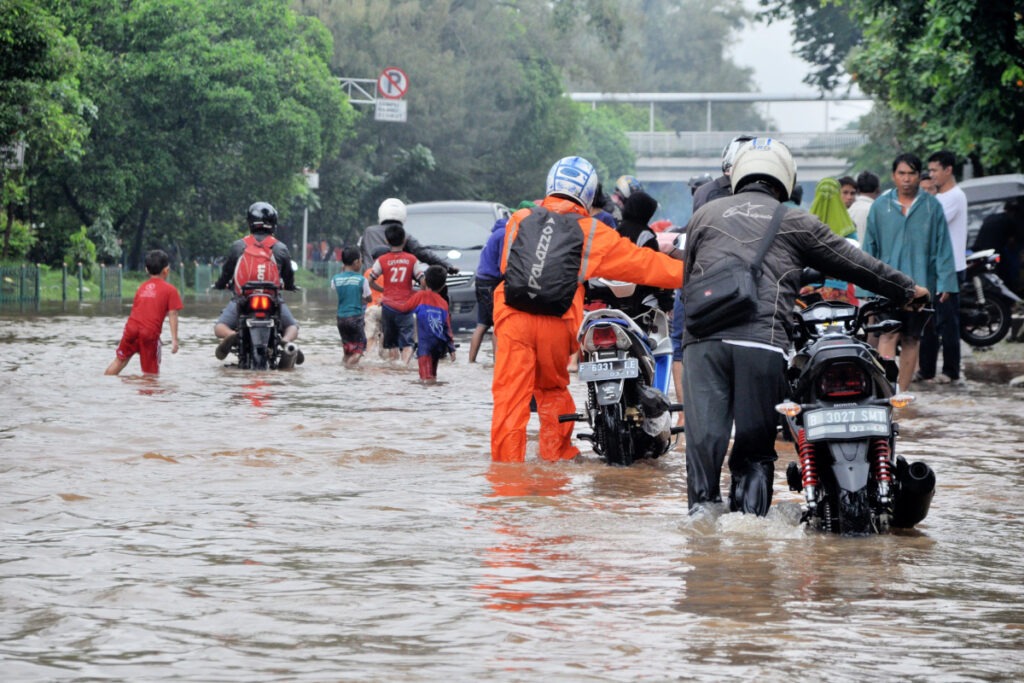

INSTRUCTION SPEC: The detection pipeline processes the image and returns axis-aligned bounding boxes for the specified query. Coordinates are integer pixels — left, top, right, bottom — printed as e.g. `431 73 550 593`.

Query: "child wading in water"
368 223 426 363
402 265 456 382
105 249 183 375
331 246 372 367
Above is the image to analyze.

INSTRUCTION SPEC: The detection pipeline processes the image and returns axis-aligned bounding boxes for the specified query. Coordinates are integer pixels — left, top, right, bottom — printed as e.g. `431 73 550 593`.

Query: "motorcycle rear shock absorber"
870 438 893 504
797 428 819 510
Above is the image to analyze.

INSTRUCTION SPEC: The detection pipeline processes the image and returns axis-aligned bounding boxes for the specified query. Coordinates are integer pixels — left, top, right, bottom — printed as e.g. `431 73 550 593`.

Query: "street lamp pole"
300 170 319 269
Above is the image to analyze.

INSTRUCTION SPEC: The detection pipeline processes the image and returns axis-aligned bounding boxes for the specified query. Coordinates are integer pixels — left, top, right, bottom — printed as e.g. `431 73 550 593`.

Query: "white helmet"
722 134 756 174
729 137 797 201
546 156 599 210
378 197 406 224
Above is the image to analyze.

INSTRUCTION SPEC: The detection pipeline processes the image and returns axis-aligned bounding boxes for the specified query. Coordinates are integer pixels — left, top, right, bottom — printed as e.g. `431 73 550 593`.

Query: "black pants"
919 270 965 380
682 341 787 515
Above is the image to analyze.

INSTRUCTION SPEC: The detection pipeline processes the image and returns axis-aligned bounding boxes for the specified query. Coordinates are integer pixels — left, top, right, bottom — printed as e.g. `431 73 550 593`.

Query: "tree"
30 0 355 268
0 0 91 260
756 0 862 92
756 0 1024 173
849 0 1024 173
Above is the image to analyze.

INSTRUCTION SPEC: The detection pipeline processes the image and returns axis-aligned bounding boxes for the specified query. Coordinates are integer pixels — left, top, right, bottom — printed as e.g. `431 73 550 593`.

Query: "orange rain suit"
490 196 685 462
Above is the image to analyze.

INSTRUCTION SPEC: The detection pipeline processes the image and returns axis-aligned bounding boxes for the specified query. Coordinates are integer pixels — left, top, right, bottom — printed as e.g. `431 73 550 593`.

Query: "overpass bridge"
627 130 867 182
570 92 871 183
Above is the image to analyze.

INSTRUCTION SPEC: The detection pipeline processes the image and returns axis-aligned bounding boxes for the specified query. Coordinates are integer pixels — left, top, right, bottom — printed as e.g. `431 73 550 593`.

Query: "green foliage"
1 218 37 260
573 106 637 185
64 225 97 278
32 0 356 269
757 0 1024 173
848 0 1024 173
756 0 862 91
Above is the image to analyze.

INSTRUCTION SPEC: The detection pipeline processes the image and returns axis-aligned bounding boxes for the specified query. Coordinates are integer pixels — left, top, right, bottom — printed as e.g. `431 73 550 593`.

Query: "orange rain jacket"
490 195 685 462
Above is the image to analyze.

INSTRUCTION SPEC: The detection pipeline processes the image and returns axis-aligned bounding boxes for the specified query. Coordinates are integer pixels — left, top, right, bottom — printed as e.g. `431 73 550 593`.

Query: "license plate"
578 358 639 382
804 406 890 441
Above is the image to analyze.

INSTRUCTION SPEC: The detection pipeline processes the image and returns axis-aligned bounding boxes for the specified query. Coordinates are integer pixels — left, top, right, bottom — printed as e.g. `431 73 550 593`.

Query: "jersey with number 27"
370 251 426 309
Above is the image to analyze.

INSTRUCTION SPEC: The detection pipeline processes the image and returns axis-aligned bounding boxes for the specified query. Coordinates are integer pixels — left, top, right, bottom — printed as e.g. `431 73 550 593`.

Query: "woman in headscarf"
809 177 856 238
803 177 859 303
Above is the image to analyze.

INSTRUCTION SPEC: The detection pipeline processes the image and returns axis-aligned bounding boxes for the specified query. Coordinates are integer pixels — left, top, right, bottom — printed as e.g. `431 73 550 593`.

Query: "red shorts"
116 320 162 374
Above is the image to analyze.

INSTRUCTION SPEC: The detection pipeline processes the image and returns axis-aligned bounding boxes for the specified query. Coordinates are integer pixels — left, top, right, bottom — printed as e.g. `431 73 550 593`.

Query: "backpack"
232 234 281 295
503 207 597 316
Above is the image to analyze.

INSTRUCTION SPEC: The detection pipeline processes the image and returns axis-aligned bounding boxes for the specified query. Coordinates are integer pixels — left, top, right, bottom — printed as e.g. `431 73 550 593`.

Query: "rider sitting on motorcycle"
213 201 300 361
585 190 675 320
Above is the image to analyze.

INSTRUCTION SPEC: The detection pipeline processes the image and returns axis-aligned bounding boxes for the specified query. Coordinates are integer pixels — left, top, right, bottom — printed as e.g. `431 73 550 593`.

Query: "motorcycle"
776 296 936 535
225 281 300 371
960 248 1022 347
560 281 684 466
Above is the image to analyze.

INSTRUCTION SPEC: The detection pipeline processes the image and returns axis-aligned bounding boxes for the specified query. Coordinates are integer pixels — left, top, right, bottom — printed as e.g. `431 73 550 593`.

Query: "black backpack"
503 207 597 316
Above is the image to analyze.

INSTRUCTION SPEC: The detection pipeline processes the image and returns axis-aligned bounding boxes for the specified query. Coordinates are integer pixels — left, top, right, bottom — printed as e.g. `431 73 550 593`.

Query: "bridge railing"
627 131 868 158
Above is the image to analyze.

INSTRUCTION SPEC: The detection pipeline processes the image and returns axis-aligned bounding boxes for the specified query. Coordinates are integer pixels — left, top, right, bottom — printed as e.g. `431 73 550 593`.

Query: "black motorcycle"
560 282 684 466
777 297 935 535
960 248 1022 347
225 281 299 371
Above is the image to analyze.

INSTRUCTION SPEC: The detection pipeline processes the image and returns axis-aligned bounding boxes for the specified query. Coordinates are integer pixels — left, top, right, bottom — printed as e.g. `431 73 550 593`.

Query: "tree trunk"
129 206 150 270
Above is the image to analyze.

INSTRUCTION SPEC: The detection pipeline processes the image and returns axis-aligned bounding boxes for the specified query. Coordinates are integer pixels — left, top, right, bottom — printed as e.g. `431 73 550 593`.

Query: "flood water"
2 291 1023 681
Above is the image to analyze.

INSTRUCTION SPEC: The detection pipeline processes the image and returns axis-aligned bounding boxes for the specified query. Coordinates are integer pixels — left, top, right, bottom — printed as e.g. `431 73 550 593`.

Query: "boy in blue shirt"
331 246 372 366
403 265 457 382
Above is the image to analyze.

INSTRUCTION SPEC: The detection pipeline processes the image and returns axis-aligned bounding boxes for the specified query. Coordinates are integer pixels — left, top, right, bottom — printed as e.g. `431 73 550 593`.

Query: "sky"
729 2 873 133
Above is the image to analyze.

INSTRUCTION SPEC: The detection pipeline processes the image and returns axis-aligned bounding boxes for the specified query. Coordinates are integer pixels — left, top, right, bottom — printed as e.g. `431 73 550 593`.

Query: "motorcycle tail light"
583 324 630 352
250 295 272 312
818 361 869 398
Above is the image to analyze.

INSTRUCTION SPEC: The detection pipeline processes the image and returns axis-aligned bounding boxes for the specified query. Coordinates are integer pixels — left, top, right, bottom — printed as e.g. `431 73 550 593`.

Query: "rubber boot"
215 332 238 360
729 460 774 516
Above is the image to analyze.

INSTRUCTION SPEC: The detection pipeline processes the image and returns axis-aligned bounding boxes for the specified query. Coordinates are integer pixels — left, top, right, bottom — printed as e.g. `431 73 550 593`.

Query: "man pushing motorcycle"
681 138 930 518
490 156 685 463
213 201 302 363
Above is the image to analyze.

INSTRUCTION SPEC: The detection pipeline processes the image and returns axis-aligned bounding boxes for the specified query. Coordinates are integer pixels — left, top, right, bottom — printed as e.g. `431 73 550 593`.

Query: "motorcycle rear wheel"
599 406 636 467
829 488 876 536
960 296 1012 347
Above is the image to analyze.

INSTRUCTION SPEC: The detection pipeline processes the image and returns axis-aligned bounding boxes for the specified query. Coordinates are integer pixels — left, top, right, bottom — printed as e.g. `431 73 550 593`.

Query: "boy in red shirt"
105 249 183 375
368 224 426 363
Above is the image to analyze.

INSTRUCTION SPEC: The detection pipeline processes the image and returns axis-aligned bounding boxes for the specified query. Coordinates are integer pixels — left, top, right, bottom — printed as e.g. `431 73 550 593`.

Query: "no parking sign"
377 67 409 100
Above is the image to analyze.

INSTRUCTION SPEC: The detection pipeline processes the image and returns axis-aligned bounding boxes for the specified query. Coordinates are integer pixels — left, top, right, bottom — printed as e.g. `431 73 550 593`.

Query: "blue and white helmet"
546 156 599 210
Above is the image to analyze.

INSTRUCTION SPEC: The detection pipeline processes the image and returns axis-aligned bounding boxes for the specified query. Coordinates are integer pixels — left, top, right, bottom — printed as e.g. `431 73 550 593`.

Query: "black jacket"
682 187 917 350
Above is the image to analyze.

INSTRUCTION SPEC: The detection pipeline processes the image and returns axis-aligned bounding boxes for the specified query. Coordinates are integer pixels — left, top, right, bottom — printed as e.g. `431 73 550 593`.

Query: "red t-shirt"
128 277 183 339
370 251 425 309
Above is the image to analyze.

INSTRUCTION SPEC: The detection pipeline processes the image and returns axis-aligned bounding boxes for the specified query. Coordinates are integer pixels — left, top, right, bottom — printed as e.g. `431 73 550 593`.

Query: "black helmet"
247 202 278 234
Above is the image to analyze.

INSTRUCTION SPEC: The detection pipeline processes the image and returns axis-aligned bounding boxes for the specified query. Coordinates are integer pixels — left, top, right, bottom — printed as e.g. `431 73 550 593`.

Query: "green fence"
0 263 41 305
0 261 215 307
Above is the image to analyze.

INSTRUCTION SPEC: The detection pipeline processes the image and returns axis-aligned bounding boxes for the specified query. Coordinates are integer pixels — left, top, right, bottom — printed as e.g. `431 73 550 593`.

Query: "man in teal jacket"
862 152 958 391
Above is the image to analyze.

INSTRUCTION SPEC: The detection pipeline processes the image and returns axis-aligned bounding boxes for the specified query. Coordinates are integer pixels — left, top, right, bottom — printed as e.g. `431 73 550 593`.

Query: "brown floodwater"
2 290 1023 681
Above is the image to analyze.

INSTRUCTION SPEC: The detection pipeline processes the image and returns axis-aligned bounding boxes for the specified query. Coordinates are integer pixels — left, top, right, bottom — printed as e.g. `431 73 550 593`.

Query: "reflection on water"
1 298 1023 681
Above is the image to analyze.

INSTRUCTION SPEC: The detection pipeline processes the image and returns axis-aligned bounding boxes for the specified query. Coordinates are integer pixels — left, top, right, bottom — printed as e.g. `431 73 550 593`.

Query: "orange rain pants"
491 310 579 462
489 196 685 462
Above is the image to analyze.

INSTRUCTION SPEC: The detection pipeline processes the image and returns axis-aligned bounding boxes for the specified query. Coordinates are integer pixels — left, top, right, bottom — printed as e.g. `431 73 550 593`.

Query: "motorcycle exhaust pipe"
891 458 936 528
278 342 299 370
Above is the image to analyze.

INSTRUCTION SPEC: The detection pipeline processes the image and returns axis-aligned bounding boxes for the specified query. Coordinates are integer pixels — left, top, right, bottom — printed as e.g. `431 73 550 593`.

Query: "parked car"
404 201 511 331
959 173 1024 248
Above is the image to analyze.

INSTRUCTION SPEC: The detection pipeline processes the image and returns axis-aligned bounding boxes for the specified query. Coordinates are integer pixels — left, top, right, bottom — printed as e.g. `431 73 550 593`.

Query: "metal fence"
0 263 41 306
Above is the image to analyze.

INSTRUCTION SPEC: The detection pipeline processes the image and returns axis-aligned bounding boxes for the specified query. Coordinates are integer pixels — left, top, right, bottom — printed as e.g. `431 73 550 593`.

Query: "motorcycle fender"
247 322 272 350
982 273 1023 303
595 379 625 405
827 440 872 493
